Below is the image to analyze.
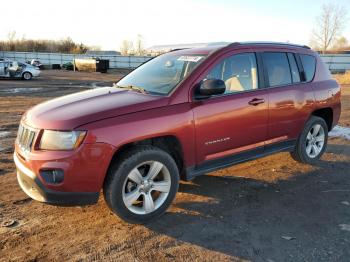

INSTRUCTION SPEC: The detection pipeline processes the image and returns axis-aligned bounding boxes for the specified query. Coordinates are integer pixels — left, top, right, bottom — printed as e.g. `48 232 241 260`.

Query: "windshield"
117 52 207 95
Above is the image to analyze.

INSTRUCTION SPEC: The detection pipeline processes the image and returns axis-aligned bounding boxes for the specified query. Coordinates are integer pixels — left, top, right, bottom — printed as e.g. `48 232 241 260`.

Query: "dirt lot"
0 70 349 262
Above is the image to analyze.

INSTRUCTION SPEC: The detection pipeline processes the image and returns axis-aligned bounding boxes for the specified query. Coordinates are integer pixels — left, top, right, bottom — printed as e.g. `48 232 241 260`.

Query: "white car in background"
0 60 40 80
28 59 44 69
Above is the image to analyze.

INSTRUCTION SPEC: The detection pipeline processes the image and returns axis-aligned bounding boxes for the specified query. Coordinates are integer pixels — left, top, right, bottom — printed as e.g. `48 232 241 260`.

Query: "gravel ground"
0 70 349 262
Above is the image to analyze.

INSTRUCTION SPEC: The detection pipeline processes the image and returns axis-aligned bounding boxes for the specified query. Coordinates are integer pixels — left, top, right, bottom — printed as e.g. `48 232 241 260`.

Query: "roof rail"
227 41 311 49
169 48 189 52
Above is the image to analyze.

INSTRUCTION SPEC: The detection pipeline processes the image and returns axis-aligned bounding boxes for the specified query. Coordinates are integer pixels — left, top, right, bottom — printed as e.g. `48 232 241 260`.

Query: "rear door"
192 52 269 164
261 52 315 143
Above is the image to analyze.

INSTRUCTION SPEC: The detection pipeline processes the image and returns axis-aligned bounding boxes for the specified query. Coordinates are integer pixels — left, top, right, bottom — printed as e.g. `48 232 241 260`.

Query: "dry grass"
333 71 350 85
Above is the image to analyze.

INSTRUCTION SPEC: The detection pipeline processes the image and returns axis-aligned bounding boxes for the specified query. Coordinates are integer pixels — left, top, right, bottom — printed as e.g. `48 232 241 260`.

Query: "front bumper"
14 152 99 205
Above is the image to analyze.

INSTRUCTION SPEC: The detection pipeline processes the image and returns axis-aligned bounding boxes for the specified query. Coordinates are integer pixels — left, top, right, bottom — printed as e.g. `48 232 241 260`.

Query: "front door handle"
248 98 265 106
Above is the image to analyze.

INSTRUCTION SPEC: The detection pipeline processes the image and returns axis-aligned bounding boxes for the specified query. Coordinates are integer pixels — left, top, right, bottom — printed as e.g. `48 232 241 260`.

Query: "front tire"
103 146 179 224
291 116 328 164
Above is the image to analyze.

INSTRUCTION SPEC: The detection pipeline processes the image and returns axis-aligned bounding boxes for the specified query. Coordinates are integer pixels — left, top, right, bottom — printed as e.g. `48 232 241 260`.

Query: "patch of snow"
329 125 350 140
0 131 11 138
339 224 350 232
90 82 98 88
89 82 106 89
281 236 296 241
0 87 43 94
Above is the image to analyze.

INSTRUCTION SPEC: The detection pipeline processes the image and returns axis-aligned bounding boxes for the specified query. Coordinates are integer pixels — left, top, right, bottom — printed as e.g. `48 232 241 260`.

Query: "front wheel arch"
106 135 185 180
103 145 180 223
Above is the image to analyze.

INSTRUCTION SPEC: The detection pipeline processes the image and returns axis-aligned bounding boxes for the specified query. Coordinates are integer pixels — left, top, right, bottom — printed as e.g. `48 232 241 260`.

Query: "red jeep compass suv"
14 42 341 223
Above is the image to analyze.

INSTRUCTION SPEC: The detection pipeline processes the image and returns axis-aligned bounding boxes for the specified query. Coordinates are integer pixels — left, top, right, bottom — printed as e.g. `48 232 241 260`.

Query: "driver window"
205 53 258 94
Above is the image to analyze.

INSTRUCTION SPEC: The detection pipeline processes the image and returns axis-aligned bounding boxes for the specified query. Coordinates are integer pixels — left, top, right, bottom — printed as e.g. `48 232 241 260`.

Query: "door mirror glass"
196 79 226 98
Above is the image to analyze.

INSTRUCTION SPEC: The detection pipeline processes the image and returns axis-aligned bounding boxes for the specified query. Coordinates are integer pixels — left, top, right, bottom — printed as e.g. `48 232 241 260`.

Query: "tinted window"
262 52 292 87
206 53 258 94
287 53 300 83
300 54 316 82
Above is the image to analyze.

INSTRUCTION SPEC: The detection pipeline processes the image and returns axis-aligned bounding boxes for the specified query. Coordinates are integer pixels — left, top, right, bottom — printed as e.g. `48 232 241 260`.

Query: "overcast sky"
1 0 349 50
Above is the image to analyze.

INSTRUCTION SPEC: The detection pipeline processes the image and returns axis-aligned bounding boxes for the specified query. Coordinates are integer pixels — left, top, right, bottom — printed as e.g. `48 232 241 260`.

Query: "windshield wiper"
114 83 147 94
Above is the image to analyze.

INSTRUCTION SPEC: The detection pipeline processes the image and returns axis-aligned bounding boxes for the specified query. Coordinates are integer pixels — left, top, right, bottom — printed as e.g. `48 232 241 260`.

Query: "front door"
192 52 268 164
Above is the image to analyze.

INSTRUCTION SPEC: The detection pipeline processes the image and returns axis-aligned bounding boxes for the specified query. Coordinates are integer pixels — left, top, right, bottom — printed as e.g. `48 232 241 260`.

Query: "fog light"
40 169 64 184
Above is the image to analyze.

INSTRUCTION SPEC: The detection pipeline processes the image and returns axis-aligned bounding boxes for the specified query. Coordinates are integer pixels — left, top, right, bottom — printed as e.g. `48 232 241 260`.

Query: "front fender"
80 103 196 168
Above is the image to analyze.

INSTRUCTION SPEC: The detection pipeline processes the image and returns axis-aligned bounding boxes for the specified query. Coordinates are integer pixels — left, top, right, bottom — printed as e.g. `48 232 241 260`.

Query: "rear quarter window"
300 54 316 82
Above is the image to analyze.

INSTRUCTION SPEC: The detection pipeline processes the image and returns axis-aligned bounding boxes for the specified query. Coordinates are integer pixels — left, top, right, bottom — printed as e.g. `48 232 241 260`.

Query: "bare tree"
333 36 349 50
0 32 89 53
6 31 17 51
134 34 145 56
7 31 16 42
120 40 134 55
311 4 347 53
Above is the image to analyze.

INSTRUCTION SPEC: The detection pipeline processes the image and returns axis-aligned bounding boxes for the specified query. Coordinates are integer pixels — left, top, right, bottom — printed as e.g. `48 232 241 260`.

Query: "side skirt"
185 139 296 181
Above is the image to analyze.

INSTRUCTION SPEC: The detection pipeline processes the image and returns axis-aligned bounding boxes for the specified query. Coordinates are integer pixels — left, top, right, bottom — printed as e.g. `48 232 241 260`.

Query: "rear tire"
103 146 179 224
291 116 328 164
22 72 32 80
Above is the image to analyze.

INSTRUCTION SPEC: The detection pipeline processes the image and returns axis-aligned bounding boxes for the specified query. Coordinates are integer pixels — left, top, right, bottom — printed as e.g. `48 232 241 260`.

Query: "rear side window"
262 52 292 87
287 53 301 83
300 54 316 82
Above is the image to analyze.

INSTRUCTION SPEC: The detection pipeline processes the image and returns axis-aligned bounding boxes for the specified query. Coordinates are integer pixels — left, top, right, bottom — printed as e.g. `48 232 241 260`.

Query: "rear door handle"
248 98 265 106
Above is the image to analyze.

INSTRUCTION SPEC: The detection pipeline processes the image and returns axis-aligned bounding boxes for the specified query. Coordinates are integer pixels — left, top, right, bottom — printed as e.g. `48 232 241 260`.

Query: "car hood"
23 87 168 130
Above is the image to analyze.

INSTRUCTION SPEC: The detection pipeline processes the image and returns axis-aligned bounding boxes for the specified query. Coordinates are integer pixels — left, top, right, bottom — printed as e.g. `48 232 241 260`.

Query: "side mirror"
196 79 226 98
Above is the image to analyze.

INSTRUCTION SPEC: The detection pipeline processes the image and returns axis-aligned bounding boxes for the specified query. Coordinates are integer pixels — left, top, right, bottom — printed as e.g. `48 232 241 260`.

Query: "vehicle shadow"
145 158 350 261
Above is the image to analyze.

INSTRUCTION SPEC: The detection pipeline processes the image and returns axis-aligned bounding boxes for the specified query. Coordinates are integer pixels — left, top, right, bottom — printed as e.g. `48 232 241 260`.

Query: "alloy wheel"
23 72 31 80
122 161 171 215
305 124 325 158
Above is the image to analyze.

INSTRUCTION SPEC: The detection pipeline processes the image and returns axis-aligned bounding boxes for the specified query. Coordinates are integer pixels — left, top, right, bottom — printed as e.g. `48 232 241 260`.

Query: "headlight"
39 130 86 150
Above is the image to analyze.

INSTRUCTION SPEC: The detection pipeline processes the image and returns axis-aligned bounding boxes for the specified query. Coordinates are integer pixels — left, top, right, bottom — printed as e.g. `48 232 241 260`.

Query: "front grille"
16 124 37 152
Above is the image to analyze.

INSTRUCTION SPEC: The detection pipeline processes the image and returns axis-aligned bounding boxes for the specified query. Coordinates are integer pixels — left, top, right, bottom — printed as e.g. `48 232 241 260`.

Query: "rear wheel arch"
22 71 32 80
291 115 328 164
310 107 333 131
